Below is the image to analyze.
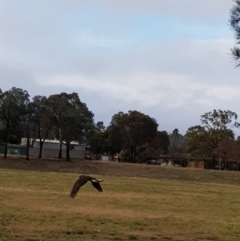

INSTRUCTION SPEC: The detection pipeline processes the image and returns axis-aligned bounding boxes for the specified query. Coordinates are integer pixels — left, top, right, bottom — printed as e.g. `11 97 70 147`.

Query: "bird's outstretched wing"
91 180 103 192
69 177 88 198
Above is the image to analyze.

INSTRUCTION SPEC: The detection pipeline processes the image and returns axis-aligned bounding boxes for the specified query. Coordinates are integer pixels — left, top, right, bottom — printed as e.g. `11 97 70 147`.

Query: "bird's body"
69 175 103 198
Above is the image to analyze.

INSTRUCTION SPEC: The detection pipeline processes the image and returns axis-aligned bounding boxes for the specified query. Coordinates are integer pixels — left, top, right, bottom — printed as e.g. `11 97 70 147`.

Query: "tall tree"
48 92 94 161
21 101 37 161
108 111 158 162
186 109 239 167
149 131 170 156
48 94 68 159
169 129 184 149
186 125 210 159
90 122 120 158
0 87 29 158
89 122 109 159
32 96 52 159
200 109 239 131
168 128 186 160
106 126 123 156
201 110 237 161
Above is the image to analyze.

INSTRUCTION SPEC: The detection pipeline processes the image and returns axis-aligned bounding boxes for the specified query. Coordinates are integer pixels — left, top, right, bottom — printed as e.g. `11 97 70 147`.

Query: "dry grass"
1 157 240 240
2 155 240 186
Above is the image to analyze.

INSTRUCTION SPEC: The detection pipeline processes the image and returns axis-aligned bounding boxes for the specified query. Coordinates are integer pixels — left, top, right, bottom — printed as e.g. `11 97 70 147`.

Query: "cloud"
1 0 240 136
63 0 233 20
74 30 130 49
38 73 191 108
37 70 240 110
33 34 240 135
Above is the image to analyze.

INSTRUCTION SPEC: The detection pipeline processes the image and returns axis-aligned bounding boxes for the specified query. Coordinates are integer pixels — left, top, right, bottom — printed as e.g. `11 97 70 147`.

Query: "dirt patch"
1 155 240 185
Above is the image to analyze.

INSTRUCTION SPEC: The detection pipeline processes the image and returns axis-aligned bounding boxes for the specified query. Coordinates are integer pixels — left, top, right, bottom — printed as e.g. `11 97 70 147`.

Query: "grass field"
1 158 240 240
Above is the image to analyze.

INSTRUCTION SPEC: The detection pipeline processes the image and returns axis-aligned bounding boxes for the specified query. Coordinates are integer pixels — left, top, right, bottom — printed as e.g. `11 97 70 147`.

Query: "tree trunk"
212 156 216 169
131 146 136 163
26 132 30 161
39 141 43 159
66 142 71 161
38 125 43 159
58 128 62 159
3 119 10 159
38 123 50 159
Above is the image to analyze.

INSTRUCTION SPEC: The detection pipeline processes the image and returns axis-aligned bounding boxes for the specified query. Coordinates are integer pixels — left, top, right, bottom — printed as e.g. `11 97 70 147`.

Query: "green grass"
1 168 240 241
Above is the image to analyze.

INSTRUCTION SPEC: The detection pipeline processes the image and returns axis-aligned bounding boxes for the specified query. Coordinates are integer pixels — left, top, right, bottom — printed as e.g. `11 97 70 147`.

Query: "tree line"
0 87 94 161
92 109 240 168
1 2 240 165
1 87 240 168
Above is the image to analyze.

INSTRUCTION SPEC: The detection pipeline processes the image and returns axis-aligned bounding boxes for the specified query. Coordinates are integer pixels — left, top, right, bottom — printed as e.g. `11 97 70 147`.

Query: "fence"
0 145 85 159
29 147 85 159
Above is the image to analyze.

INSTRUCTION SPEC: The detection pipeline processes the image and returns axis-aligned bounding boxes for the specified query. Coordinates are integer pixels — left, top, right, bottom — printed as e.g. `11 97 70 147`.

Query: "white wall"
31 140 85 151
29 147 85 159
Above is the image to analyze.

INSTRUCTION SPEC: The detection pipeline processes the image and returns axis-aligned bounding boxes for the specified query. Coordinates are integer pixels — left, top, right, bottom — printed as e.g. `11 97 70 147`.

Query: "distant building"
21 138 85 159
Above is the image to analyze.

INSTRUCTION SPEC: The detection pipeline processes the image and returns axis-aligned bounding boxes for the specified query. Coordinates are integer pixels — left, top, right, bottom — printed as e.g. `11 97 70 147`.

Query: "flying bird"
69 175 103 198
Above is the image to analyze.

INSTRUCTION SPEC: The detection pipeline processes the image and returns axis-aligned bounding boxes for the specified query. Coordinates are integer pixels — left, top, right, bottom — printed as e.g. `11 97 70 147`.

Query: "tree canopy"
1 86 240 168
48 92 94 161
186 110 239 167
31 96 52 159
108 111 158 162
0 87 30 158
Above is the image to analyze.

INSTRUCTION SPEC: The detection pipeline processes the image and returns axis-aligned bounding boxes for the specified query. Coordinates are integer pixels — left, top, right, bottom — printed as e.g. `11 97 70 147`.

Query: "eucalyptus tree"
138 130 170 162
200 109 239 131
106 125 123 156
169 129 184 149
21 101 37 160
48 92 94 161
89 122 120 159
168 128 186 160
150 130 170 155
89 122 107 159
0 87 29 158
108 110 158 162
47 94 65 158
186 109 239 167
31 96 52 158
200 110 237 162
185 125 210 159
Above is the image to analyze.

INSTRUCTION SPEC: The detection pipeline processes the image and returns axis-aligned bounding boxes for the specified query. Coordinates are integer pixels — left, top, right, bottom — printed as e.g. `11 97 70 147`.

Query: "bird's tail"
92 179 103 182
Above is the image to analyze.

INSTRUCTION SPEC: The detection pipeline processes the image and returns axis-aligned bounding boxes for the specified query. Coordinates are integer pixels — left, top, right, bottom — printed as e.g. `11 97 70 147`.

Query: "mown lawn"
0 168 240 241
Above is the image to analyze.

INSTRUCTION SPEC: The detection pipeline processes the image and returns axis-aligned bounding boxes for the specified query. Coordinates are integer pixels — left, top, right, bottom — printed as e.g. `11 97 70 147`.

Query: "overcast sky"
1 0 240 136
